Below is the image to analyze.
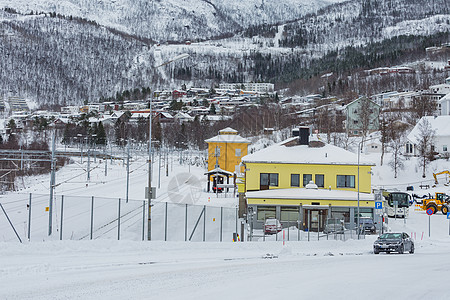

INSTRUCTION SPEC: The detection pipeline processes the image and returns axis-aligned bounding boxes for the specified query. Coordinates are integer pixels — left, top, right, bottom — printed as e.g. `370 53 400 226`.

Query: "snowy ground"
1 145 450 299
1 209 450 299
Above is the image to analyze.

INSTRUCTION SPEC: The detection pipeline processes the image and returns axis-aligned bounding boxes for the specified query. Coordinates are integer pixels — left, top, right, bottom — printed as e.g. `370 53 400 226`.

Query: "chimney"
299 126 309 145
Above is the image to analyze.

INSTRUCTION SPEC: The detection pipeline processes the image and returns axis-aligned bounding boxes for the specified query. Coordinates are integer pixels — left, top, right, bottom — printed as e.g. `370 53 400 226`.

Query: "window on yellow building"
337 175 355 188
257 206 276 221
291 174 300 187
260 173 278 190
303 174 312 187
315 174 324 187
281 207 299 221
235 149 241 157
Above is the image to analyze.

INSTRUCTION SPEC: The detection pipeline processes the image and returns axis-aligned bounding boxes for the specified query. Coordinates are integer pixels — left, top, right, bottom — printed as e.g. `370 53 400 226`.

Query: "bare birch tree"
415 118 436 178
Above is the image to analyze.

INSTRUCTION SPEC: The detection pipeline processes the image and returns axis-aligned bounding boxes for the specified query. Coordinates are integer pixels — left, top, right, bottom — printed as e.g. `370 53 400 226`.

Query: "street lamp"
147 53 189 241
357 136 376 239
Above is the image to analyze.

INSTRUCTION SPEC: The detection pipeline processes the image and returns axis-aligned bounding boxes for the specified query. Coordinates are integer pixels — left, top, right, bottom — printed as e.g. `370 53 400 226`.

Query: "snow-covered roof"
242 137 374 166
130 112 150 119
438 93 450 102
407 116 450 144
174 112 193 119
204 167 234 176
205 134 251 144
159 112 173 118
219 127 238 134
246 188 374 201
202 115 232 121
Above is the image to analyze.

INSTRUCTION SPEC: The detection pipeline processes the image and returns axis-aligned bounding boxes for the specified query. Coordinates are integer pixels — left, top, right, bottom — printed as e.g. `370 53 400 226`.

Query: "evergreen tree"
62 123 71 144
209 103 216 115
96 121 107 145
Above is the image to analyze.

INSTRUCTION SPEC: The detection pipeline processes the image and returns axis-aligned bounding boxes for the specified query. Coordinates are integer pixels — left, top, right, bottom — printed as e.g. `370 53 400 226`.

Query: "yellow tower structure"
205 127 250 173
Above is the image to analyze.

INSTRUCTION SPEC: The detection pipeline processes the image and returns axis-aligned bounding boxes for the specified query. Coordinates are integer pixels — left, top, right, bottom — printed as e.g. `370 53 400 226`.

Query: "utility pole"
104 146 107 176
48 133 56 236
147 90 153 241
147 53 189 241
126 141 130 203
87 148 91 181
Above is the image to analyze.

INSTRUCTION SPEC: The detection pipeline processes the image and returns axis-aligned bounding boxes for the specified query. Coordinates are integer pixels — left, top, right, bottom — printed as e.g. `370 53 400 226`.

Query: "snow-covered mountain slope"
0 0 448 105
0 0 346 42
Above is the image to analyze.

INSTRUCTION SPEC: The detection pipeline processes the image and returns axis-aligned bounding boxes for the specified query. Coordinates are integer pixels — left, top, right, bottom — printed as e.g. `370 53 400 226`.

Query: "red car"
264 218 282 234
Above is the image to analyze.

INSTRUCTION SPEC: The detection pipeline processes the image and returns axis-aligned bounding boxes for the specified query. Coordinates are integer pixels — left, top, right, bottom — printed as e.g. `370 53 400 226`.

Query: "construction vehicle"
420 192 450 215
432 170 450 185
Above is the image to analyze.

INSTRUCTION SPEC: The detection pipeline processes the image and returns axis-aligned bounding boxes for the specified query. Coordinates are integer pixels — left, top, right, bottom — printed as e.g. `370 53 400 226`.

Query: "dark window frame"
315 174 324 188
336 175 355 188
260 173 279 188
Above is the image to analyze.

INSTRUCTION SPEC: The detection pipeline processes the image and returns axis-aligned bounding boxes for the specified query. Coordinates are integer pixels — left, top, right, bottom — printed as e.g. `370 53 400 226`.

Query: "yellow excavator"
433 170 450 185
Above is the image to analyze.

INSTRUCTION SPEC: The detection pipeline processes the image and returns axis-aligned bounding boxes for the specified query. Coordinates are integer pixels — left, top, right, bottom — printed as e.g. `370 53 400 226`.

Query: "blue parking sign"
447 212 450 219
375 201 383 209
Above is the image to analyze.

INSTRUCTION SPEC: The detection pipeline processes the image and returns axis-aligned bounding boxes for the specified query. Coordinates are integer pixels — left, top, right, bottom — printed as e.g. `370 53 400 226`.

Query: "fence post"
142 200 145 241
90 196 94 240
203 205 206 242
235 206 238 235
318 212 320 241
0 202 22 243
308 210 311 242
118 198 121 240
287 214 290 241
60 195 64 241
220 207 223 242
298 205 301 241
28 193 32 241
185 204 188 242
165 202 168 241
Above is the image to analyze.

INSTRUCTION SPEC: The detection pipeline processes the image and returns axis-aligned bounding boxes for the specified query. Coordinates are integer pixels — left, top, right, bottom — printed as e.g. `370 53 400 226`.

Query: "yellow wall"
247 198 374 207
244 162 372 193
207 142 249 173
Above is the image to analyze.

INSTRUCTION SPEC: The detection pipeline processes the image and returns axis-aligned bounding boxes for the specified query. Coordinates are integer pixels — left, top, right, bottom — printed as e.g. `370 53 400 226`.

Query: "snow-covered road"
1 234 449 299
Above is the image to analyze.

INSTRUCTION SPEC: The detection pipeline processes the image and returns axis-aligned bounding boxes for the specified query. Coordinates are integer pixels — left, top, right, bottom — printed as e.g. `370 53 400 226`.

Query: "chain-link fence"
1 193 371 243
248 227 365 242
0 193 241 243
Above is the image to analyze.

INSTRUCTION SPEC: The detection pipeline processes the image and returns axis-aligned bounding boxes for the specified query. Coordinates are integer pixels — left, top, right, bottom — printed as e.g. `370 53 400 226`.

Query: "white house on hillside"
406 116 450 156
438 93 450 115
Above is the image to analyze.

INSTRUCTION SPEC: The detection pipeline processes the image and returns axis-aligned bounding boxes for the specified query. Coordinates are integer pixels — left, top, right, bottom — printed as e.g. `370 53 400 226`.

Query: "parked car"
358 217 376 234
323 218 345 234
373 232 414 254
264 218 282 234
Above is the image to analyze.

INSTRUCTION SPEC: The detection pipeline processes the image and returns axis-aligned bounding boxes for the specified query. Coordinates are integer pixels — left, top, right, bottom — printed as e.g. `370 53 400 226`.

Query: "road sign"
375 201 383 209
447 212 450 219
426 208 433 216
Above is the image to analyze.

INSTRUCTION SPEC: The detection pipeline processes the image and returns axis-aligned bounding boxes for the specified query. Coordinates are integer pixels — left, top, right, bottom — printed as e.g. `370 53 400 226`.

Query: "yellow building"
205 127 250 173
240 129 376 232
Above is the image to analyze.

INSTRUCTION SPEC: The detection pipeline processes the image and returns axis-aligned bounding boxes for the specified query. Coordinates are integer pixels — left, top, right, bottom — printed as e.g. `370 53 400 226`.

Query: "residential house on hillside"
219 82 274 93
406 116 450 156
155 112 174 123
201 115 232 123
345 97 380 136
438 93 450 115
429 83 450 95
174 112 194 123
240 127 376 232
8 96 29 112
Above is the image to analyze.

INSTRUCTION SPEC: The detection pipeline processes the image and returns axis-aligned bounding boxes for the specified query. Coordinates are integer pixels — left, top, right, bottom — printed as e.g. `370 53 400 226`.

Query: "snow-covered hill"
0 0 448 105
0 0 345 42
